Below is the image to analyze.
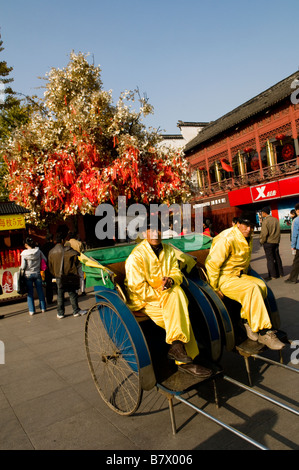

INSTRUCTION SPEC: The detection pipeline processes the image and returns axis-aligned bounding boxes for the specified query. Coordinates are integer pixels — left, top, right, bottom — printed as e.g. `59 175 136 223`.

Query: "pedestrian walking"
290 209 297 255
285 202 299 284
20 237 47 315
260 207 284 280
48 233 87 319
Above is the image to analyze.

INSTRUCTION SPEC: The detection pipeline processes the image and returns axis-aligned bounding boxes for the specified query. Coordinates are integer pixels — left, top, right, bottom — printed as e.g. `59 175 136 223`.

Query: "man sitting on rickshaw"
124 216 213 378
205 212 285 350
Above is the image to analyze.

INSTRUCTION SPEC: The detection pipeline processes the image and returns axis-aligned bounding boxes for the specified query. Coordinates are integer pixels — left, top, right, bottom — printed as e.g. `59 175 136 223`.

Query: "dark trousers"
289 249 299 282
56 278 80 316
263 243 284 278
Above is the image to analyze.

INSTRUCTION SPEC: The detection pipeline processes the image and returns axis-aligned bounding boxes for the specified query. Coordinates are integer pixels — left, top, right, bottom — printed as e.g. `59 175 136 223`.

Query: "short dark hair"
261 206 271 215
295 203 299 211
55 232 65 244
238 211 257 227
24 237 36 248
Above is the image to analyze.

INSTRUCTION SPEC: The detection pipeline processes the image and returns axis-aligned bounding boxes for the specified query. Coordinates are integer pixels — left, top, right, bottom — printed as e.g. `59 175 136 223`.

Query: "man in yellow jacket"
205 212 284 350
125 217 212 378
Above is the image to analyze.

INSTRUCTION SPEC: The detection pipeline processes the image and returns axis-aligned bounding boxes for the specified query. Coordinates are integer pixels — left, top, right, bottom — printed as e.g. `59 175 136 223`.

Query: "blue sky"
1 0 298 134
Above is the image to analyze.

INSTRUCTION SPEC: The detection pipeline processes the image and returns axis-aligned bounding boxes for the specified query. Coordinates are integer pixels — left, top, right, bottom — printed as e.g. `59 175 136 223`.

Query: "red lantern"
281 144 295 161
244 147 253 153
276 134 286 145
250 155 260 171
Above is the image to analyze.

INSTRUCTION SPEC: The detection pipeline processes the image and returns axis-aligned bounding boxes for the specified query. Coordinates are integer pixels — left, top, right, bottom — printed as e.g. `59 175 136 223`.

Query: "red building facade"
184 71 299 232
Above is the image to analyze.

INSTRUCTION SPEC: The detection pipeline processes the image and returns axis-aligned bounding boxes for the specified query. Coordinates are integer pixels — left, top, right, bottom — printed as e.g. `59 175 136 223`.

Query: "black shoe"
178 363 213 378
168 342 192 364
284 279 297 284
264 276 272 281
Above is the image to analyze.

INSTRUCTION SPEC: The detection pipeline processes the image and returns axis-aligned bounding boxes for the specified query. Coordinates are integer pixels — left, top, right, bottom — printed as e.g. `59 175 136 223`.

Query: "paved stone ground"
0 233 298 451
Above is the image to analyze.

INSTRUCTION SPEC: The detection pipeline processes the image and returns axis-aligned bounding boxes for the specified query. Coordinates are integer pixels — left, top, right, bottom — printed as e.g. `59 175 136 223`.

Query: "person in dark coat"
48 233 87 319
260 206 284 280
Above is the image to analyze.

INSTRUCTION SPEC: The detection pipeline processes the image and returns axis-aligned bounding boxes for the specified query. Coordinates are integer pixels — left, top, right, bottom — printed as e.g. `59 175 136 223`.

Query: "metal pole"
252 354 299 373
224 375 299 417
175 395 269 450
168 396 177 435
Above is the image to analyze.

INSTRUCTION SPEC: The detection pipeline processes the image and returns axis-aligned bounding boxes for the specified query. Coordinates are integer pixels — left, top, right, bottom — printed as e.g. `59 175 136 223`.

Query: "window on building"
275 139 296 164
259 148 268 168
247 152 260 171
232 153 242 176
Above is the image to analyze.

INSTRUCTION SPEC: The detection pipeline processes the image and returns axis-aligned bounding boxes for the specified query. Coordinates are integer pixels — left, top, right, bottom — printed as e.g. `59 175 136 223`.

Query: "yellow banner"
0 215 26 231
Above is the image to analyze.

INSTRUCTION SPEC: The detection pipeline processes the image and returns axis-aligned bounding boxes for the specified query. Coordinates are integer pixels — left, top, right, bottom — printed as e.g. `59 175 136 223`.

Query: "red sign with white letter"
228 176 299 206
250 181 280 202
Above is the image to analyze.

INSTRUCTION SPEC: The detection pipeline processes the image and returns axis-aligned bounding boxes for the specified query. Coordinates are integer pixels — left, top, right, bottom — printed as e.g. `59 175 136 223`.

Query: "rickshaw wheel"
85 301 143 415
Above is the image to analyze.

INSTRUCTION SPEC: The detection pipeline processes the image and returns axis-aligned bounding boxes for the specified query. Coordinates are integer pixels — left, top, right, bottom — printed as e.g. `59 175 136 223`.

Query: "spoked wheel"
85 301 143 415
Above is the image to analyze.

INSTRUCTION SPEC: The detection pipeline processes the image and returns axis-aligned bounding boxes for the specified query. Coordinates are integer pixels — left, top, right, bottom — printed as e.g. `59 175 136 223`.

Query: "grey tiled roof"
0 201 30 215
161 134 184 139
184 71 299 153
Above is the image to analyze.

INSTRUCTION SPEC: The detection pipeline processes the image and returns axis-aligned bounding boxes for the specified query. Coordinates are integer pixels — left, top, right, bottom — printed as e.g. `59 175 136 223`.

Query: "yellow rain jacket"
125 239 183 311
205 225 272 332
124 239 199 359
205 225 252 291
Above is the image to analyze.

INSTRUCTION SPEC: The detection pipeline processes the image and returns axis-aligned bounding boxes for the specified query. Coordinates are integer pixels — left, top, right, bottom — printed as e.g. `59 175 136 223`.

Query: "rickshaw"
80 233 299 450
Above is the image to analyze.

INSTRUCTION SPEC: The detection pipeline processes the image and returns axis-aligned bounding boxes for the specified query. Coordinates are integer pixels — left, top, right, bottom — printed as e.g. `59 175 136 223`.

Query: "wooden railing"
191 159 299 197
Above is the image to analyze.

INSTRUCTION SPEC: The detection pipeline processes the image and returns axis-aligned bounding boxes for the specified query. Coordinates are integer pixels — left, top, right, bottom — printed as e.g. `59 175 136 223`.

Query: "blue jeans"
25 273 46 313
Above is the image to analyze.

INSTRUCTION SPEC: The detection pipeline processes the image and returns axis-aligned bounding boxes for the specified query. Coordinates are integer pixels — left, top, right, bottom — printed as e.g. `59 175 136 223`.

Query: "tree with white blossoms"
3 52 191 226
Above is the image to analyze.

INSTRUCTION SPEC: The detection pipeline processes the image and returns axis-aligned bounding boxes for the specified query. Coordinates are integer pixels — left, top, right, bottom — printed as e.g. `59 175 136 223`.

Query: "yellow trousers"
219 274 272 333
139 285 199 360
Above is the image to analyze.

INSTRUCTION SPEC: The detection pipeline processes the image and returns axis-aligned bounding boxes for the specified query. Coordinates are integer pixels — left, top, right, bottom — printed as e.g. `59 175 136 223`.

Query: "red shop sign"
251 181 280 202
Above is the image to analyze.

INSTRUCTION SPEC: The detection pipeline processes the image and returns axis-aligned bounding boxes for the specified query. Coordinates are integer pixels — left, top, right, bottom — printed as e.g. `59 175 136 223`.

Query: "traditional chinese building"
184 71 299 232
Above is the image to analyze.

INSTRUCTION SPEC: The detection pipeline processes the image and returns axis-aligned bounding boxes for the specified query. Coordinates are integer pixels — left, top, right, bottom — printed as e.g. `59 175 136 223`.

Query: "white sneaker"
29 312 35 316
73 310 87 317
258 330 285 350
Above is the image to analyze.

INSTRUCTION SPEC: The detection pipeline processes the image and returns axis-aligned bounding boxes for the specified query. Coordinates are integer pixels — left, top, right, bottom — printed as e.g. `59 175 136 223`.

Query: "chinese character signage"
0 215 26 231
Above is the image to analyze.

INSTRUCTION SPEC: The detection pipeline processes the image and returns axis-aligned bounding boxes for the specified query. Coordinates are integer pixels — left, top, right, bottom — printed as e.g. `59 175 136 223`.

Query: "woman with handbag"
20 237 47 315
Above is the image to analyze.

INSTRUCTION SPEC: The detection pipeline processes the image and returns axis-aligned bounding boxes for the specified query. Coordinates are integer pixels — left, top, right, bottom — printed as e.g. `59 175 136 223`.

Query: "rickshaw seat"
109 263 149 323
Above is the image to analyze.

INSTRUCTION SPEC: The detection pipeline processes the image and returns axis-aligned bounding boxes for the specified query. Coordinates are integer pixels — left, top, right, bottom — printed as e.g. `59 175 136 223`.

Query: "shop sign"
193 197 228 209
0 215 25 231
250 181 280 202
0 266 21 299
